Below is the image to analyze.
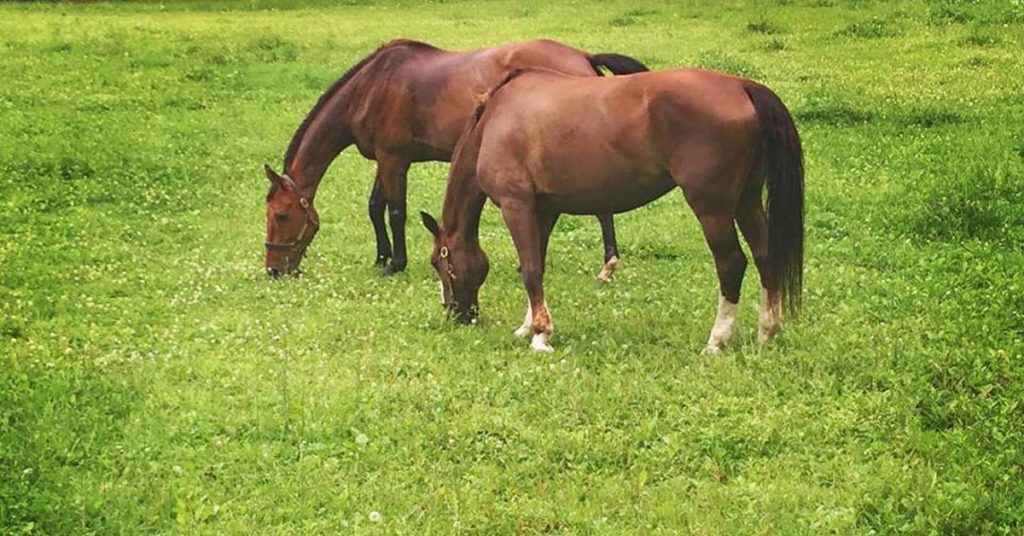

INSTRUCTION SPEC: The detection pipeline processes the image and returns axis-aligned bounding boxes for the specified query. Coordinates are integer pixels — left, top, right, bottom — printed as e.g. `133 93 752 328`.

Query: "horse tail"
744 81 804 317
588 53 649 76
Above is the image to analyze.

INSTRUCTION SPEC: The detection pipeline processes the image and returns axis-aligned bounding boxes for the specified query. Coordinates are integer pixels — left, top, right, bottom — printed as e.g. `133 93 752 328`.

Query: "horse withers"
421 68 804 353
263 39 647 278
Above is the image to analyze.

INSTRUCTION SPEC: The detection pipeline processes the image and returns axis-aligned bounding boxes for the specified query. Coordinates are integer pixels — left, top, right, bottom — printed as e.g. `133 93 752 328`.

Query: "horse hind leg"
671 142 753 353
595 214 620 283
695 211 747 353
736 193 781 344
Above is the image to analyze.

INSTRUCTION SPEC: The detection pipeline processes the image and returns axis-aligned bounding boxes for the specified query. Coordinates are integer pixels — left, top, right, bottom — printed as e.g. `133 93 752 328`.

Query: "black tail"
588 53 649 76
744 82 804 317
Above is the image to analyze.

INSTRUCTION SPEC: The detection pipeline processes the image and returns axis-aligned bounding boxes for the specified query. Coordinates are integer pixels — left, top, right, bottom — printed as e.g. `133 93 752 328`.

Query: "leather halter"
264 174 319 254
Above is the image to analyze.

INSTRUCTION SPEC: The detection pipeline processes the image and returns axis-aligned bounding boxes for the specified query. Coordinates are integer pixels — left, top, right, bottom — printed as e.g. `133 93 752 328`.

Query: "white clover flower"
369 511 382 523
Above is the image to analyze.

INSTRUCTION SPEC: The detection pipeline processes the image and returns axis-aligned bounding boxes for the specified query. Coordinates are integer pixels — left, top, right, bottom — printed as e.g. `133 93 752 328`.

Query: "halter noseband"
264 174 320 255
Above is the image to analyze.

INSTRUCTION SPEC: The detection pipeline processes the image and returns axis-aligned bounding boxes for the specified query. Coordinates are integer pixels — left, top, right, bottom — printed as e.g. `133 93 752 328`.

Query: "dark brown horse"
421 68 804 353
263 39 647 277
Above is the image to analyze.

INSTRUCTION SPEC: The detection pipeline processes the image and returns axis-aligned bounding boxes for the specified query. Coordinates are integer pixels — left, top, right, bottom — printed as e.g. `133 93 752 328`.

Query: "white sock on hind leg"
704 294 739 353
757 288 781 344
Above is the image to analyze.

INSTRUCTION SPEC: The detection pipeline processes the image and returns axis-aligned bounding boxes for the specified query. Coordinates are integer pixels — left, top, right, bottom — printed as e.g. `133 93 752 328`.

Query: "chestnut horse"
421 68 803 353
263 39 647 277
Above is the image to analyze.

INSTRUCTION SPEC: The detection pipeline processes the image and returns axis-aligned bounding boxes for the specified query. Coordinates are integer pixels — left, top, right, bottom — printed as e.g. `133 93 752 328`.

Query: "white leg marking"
531 332 554 352
438 281 445 304
529 301 554 352
704 294 739 354
596 255 619 283
757 287 781 344
514 301 532 338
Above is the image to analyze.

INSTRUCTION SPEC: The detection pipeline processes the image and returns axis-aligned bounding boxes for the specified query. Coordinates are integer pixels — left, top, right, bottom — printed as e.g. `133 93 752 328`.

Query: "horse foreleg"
516 209 560 339
368 177 391 267
514 300 533 338
377 154 411 276
595 213 620 283
501 202 555 352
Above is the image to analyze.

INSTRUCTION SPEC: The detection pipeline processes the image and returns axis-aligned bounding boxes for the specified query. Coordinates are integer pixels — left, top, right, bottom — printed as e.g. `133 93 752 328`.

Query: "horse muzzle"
265 263 302 278
452 304 480 325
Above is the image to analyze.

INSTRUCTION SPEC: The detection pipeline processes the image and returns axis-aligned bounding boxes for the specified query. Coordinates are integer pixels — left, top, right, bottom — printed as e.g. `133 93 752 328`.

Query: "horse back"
471 69 763 213
346 41 598 161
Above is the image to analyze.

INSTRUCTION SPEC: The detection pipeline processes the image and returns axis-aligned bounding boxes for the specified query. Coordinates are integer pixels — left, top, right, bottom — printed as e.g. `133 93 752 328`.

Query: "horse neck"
442 169 487 249
284 102 355 199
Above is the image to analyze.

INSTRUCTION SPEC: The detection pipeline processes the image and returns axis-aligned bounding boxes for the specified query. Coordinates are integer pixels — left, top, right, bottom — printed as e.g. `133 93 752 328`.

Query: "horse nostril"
266 267 281 277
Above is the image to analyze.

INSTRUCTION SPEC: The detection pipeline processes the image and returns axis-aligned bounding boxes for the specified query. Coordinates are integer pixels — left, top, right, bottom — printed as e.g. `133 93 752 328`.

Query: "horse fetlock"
757 288 782 344
531 307 553 336
705 295 739 352
596 255 619 283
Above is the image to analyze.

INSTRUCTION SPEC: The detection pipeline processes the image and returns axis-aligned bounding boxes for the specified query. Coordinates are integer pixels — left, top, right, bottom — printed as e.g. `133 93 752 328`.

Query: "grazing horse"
263 39 647 277
421 68 804 353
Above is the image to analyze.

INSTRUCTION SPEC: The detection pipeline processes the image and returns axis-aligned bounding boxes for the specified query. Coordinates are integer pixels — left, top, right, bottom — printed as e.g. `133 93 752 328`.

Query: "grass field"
2 0 1023 533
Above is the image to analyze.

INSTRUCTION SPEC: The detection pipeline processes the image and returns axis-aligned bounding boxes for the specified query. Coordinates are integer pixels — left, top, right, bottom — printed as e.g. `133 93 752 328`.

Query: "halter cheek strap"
265 174 320 254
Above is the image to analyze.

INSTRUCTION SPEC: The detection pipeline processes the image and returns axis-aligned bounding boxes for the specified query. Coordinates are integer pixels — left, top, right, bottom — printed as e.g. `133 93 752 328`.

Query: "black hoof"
380 262 406 276
374 255 391 268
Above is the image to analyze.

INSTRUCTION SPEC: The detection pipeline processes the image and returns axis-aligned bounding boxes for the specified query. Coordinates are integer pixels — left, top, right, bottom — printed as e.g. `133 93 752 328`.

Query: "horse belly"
541 170 675 215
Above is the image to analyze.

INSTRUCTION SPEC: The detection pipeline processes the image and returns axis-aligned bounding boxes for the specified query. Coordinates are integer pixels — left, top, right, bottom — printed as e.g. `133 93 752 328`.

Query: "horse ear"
264 164 284 186
420 211 440 238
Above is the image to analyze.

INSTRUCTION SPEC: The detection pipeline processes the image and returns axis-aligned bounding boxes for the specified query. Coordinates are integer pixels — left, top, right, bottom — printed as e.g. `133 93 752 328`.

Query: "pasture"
1 0 1023 533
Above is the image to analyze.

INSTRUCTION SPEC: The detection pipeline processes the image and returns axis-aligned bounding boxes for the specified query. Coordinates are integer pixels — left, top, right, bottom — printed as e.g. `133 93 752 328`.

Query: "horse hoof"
702 344 723 356
530 333 554 353
380 262 406 277
513 325 530 338
596 255 619 283
757 324 780 344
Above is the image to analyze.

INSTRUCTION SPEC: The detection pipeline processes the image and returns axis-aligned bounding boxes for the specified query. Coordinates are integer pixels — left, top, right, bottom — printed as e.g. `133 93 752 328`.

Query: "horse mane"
444 67 559 224
281 39 439 171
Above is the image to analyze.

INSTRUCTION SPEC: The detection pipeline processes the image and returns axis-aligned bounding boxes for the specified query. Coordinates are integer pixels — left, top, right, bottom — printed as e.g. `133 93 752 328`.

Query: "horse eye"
275 213 289 222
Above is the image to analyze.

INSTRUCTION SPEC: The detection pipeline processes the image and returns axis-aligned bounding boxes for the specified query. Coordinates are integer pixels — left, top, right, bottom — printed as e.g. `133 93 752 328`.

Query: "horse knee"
368 193 385 220
388 207 406 226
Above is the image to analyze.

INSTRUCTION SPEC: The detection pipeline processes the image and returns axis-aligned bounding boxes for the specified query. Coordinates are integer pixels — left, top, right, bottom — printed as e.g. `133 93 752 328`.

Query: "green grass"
2 0 1023 533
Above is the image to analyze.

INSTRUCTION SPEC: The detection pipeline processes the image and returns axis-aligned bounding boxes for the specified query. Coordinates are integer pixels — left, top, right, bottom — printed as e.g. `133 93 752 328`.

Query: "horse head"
421 211 489 323
264 164 319 277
